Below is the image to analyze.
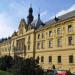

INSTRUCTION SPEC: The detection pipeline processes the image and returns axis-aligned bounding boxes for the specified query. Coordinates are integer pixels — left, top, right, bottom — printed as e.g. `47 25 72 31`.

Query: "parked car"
72 72 75 75
47 69 57 75
57 70 71 75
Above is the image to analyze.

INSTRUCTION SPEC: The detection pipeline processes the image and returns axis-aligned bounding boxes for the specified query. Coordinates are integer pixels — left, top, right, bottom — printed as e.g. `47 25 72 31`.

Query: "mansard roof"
0 37 11 43
31 14 45 29
37 10 75 29
30 10 75 30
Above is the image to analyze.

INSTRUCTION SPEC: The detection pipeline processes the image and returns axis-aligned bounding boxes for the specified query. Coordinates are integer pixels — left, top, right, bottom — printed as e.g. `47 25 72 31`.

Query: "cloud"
0 1 28 39
0 12 15 38
50 4 75 19
0 2 75 39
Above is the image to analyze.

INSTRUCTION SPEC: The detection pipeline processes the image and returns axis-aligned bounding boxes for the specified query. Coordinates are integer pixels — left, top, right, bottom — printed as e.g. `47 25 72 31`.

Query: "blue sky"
0 0 75 38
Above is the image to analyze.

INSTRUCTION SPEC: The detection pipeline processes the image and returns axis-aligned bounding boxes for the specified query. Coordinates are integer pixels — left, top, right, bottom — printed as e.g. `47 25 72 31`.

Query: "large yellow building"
0 6 75 72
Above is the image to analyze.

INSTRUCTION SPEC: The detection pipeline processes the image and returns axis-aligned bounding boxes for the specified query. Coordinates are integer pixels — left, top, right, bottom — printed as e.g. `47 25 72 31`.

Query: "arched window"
49 31 52 36
38 34 40 39
68 36 73 45
68 25 72 32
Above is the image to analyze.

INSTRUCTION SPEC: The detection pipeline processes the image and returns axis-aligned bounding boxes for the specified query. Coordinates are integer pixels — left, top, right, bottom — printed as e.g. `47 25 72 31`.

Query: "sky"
0 0 75 38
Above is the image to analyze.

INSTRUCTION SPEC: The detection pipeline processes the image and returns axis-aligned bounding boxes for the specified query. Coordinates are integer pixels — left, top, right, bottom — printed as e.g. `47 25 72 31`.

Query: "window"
57 28 61 35
41 41 45 49
38 34 40 39
69 55 73 63
49 56 52 63
49 40 53 48
68 25 72 32
28 36 30 50
28 36 30 40
57 38 62 47
68 36 73 45
28 36 30 44
41 56 44 62
42 33 44 38
36 56 39 63
28 45 30 50
58 56 61 63
49 31 52 36
17 38 25 51
37 42 40 49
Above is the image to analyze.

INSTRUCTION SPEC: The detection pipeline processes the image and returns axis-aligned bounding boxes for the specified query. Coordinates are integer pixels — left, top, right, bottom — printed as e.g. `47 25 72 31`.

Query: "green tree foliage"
0 55 13 71
11 56 44 75
0 56 44 75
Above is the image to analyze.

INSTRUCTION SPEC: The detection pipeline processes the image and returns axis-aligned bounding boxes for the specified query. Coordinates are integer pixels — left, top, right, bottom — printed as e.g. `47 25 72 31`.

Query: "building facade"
0 6 75 72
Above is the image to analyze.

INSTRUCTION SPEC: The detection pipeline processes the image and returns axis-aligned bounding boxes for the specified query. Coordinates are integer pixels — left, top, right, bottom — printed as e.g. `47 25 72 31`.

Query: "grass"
0 70 12 75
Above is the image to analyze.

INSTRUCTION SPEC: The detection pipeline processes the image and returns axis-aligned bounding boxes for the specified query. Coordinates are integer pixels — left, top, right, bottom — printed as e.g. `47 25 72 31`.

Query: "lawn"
0 70 12 75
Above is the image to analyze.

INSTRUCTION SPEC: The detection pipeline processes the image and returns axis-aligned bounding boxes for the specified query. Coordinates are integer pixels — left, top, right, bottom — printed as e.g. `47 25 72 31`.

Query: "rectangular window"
16 38 25 51
57 28 61 35
68 36 73 45
69 55 73 63
57 38 62 47
49 40 53 48
28 45 30 50
49 56 52 63
37 42 40 49
42 33 44 38
37 56 39 63
58 56 61 63
41 41 45 49
41 56 44 62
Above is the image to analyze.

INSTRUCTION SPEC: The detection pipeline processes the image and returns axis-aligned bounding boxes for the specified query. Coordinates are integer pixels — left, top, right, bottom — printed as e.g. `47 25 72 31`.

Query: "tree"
0 55 13 71
11 56 44 75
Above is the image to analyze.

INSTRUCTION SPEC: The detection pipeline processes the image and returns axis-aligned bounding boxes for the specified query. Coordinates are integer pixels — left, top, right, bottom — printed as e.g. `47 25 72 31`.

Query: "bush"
0 56 44 75
0 55 13 71
11 56 44 75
